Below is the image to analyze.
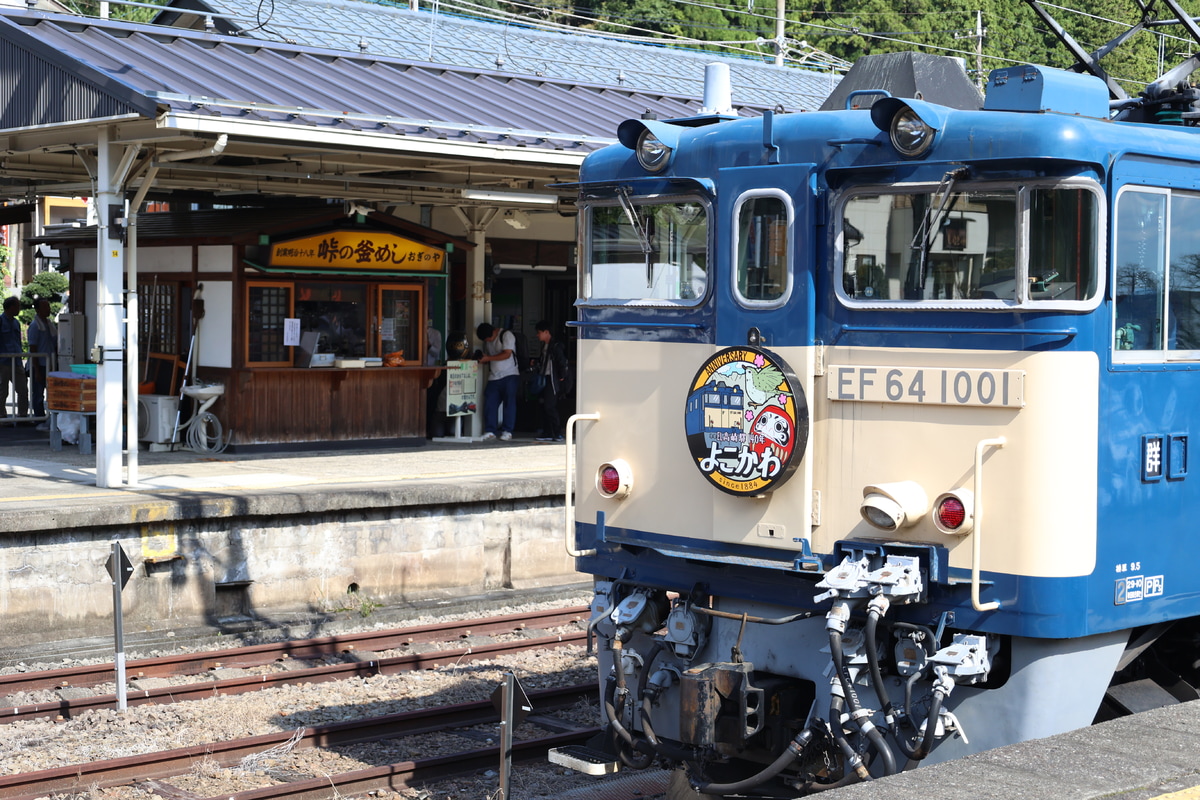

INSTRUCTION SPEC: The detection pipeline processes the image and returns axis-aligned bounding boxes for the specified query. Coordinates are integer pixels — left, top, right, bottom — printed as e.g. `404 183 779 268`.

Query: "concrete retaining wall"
0 477 576 645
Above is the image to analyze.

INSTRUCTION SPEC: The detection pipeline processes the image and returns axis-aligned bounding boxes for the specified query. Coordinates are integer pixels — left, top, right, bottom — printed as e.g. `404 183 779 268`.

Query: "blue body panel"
574 71 1200 642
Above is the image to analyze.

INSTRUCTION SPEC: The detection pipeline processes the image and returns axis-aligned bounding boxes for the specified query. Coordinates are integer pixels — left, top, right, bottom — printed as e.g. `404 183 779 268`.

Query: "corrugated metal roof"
0 7 838 206
165 0 837 111
0 9 794 157
0 16 157 128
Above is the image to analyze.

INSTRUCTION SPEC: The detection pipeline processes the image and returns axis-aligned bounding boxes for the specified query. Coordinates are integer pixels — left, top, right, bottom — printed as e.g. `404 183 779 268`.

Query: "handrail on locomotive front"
564 412 601 558
972 437 1006 612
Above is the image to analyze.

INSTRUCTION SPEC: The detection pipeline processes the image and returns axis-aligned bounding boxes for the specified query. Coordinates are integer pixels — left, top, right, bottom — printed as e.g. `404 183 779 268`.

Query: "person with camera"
532 320 570 442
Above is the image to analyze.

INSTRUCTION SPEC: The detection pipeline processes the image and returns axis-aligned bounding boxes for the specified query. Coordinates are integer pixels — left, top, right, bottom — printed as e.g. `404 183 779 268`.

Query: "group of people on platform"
5 297 574 442
0 297 58 428
474 319 570 443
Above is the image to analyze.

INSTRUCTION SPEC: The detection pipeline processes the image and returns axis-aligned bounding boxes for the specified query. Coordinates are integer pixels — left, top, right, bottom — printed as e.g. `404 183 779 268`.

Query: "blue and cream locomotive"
551 18 1200 800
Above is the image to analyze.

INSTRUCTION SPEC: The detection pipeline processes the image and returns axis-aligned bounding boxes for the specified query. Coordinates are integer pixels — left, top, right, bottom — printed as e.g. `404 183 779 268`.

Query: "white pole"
125 166 156 488
775 0 785 67
95 130 125 488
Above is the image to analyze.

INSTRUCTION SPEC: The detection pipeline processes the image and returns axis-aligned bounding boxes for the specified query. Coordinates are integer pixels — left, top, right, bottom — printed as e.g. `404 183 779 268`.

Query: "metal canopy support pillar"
125 166 157 488
94 129 137 488
455 206 497 440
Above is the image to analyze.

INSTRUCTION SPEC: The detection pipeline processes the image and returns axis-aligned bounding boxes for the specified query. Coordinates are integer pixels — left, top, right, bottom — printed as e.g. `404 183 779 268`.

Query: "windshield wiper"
906 168 968 298
617 186 655 288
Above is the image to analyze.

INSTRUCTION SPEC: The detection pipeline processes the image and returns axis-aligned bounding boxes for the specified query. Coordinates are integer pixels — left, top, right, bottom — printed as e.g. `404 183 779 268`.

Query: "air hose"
862 611 947 767
602 639 654 769
695 729 815 795
632 642 700 762
830 627 897 776
902 685 945 769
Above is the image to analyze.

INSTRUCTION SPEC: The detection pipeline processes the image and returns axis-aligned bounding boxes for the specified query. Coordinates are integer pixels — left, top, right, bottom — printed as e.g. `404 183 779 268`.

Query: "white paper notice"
283 318 301 347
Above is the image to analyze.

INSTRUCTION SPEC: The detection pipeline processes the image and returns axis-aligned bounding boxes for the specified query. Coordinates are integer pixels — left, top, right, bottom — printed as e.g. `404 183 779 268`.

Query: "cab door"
687 164 818 555
715 164 816 349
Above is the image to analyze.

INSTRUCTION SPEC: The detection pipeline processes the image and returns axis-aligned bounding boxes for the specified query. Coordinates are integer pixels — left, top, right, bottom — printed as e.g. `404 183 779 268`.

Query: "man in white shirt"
475 323 519 441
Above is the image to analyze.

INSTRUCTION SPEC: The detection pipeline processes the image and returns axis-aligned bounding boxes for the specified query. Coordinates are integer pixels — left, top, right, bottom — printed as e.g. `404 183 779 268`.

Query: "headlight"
890 108 936 157
860 481 929 532
636 130 672 172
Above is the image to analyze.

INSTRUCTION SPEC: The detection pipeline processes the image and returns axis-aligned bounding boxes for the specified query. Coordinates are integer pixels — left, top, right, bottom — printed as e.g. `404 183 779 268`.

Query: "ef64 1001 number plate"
827 365 1025 408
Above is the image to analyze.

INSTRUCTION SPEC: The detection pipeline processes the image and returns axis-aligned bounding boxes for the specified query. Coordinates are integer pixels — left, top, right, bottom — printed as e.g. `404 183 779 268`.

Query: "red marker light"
936 496 967 530
596 459 633 499
599 465 622 496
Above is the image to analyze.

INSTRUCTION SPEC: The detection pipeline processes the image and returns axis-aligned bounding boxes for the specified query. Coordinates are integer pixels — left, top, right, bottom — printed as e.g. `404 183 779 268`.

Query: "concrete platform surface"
0 428 567 532
827 698 1200 800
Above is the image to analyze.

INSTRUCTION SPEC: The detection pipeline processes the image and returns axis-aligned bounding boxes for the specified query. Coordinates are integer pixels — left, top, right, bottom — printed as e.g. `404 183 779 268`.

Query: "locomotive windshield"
584 194 709 304
841 182 1100 306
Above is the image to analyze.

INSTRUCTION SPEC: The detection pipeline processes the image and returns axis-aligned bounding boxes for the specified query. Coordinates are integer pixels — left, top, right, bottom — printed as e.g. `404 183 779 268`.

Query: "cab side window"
1114 187 1200 357
735 194 790 304
1028 187 1100 302
1114 189 1166 352
1168 193 1200 352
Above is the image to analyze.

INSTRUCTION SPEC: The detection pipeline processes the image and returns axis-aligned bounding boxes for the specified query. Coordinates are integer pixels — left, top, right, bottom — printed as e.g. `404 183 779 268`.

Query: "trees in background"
477 0 1200 91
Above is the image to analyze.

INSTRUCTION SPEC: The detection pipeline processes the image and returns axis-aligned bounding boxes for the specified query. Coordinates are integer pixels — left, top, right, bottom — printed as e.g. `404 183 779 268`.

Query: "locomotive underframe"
591 572 1132 793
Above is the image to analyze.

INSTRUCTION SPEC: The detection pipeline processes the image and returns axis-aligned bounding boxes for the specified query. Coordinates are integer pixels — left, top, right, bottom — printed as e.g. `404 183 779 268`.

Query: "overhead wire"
87 0 1190 89
434 0 1188 87
429 0 785 59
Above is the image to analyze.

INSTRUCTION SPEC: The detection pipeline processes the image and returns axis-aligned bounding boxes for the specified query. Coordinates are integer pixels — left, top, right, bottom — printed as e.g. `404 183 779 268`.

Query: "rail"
0 683 598 800
0 606 589 722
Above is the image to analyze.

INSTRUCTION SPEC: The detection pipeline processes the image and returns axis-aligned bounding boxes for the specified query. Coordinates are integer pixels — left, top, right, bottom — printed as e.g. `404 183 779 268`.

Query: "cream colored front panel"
575 338 814 553
576 338 1098 581
814 347 1099 578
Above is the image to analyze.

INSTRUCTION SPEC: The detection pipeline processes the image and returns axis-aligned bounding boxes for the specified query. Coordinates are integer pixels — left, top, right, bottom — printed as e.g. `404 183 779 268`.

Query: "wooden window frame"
376 283 426 362
245 281 295 367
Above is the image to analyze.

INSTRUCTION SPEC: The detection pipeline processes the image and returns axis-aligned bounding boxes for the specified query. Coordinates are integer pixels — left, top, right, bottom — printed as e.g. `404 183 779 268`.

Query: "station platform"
0 424 567 532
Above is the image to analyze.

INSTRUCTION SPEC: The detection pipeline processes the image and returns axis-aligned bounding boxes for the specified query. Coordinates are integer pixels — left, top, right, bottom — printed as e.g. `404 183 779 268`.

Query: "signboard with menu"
445 360 479 416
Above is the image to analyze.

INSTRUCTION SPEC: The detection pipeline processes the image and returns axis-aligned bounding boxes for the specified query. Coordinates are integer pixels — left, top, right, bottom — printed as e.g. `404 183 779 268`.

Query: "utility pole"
956 10 987 90
975 10 985 90
775 0 785 66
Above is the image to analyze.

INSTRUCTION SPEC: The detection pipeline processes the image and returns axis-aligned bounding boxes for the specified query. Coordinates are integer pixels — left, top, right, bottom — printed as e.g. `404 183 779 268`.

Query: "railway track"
0 683 600 800
0 606 590 723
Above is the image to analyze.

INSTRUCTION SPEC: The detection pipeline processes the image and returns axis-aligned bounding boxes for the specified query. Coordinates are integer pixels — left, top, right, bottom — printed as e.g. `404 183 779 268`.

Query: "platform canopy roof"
0 7 832 209
157 0 839 111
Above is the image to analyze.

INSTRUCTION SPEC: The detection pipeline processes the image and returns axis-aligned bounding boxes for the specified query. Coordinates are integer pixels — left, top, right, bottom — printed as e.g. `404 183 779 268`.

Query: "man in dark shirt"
0 296 29 418
532 320 570 442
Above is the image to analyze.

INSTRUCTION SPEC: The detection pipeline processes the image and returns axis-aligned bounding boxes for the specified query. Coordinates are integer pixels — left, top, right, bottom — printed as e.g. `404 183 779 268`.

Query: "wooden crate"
47 375 96 413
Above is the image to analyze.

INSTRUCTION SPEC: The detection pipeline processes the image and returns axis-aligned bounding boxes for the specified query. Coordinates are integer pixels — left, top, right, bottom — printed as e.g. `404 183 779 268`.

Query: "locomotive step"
548 744 622 775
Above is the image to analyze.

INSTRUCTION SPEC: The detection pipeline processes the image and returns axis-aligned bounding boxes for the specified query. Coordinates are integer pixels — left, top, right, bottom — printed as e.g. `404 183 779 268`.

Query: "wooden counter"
222 365 442 446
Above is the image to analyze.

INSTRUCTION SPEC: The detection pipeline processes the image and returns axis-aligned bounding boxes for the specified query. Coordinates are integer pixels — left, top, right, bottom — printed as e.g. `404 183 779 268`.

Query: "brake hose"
695 729 816 795
830 627 897 776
